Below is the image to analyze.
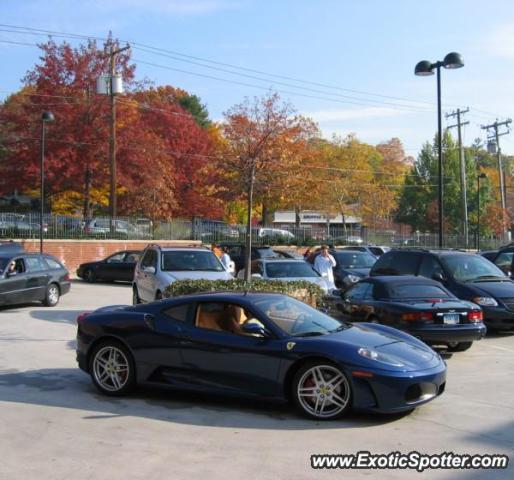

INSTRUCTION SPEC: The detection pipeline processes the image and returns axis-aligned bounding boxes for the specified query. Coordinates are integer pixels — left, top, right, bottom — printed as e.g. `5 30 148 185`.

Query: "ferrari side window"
195 302 248 335
162 304 191 323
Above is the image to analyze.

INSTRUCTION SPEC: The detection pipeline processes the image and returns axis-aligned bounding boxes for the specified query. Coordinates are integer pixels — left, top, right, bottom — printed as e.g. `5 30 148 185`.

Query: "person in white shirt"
220 247 232 271
314 245 337 289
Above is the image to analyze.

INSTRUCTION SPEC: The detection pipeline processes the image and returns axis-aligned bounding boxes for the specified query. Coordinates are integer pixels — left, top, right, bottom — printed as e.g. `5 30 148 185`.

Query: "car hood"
162 270 233 281
305 323 440 372
459 279 514 300
78 261 101 269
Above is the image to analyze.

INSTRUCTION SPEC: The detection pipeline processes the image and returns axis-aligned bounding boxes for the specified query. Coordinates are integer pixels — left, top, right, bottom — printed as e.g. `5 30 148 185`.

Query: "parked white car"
237 258 329 293
133 245 232 303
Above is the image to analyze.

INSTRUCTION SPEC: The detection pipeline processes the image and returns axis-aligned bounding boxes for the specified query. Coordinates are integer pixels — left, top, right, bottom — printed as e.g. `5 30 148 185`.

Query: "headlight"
346 274 361 284
358 347 404 367
472 297 498 307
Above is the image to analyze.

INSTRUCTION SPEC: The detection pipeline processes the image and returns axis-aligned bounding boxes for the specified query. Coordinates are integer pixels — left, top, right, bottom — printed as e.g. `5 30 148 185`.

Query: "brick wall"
18 239 201 277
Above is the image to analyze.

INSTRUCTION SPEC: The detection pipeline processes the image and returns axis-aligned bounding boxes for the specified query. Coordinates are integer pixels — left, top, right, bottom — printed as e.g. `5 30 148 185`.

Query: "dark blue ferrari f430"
76 292 446 420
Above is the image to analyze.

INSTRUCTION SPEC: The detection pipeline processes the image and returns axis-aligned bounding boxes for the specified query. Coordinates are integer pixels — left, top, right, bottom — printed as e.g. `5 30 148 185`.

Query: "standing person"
220 246 232 271
314 245 337 289
211 243 222 258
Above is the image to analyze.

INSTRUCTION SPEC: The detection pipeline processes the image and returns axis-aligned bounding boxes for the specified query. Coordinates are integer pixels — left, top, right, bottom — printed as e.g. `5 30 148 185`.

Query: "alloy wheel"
296 365 350 419
92 346 130 392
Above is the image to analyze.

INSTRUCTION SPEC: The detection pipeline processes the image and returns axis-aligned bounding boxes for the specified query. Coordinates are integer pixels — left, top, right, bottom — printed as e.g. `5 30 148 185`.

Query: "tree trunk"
295 205 301 228
83 164 91 220
244 163 256 282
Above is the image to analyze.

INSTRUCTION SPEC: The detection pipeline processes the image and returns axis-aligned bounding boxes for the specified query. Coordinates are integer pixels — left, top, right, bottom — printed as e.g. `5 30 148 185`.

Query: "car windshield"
254 296 346 337
387 284 451 299
333 251 376 268
440 254 506 282
265 262 319 278
161 251 224 272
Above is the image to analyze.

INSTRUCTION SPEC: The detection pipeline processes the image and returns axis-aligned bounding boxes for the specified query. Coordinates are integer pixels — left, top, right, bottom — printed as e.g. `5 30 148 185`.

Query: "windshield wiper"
470 275 507 282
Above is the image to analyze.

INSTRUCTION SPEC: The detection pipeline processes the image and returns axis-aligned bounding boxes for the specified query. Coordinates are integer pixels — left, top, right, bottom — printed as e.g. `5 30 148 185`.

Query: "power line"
0 24 464 111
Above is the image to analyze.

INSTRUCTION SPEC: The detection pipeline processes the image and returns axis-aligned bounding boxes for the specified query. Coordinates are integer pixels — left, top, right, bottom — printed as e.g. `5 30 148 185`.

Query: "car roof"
257 258 307 263
364 275 444 286
388 248 471 256
0 251 43 259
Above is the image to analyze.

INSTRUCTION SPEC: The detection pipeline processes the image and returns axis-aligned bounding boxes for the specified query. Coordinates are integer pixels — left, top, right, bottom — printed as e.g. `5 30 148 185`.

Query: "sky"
1 0 514 157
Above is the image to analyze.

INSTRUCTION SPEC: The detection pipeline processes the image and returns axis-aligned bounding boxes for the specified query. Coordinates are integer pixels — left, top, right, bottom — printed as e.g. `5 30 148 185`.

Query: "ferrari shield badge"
286 342 296 351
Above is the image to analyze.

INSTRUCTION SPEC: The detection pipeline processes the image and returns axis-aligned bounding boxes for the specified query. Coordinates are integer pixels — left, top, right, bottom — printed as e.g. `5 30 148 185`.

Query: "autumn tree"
0 38 221 220
221 92 317 278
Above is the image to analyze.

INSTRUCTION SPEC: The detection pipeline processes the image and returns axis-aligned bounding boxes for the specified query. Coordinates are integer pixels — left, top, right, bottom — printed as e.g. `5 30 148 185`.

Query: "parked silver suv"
132 245 233 304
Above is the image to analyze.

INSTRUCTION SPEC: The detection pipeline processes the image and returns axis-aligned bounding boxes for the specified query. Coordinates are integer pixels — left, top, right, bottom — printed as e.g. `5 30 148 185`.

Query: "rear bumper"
352 361 447 413
406 323 487 344
481 306 514 330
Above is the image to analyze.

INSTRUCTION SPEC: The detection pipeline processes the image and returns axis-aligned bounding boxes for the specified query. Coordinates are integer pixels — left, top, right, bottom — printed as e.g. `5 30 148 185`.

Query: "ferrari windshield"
254 296 345 337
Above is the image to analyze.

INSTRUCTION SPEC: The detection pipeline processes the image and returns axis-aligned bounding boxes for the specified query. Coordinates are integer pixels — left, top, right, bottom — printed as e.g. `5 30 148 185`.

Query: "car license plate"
443 313 460 324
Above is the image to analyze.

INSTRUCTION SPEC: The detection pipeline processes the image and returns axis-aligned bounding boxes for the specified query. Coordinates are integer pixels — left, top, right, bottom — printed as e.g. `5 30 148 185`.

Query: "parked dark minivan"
370 249 514 331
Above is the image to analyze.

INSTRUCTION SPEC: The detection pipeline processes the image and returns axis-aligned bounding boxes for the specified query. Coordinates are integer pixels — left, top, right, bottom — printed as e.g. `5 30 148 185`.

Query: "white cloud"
306 106 410 123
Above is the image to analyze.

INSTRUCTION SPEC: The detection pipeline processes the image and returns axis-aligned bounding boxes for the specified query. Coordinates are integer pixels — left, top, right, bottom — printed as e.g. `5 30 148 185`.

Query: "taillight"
401 312 433 322
64 273 70 281
468 310 483 323
77 311 92 324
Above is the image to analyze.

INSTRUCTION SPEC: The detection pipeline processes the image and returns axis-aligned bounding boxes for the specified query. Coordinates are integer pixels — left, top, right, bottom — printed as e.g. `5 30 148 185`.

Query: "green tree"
178 94 211 128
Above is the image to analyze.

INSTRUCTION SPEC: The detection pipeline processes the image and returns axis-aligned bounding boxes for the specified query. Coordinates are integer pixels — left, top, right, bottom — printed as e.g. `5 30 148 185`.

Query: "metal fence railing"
0 211 506 250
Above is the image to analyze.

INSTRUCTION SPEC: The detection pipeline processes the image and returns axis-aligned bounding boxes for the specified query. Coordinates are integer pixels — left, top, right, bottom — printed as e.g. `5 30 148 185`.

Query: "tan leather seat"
196 310 223 331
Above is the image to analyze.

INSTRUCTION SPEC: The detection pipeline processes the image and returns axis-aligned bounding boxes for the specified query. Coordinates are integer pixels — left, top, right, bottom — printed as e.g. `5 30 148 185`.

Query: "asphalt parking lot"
0 281 513 480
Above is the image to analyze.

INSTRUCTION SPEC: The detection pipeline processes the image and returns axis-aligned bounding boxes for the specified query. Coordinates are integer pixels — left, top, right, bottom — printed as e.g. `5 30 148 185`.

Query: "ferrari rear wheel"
293 361 351 420
90 341 136 396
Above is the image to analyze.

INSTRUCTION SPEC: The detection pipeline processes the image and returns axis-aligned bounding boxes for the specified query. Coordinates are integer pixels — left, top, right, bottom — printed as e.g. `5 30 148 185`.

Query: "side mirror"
432 272 445 283
242 322 269 337
144 266 156 274
251 273 262 279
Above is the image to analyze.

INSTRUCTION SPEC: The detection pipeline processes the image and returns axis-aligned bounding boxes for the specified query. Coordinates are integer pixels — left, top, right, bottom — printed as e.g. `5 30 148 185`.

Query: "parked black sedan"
335 276 486 351
0 251 70 307
77 250 141 283
76 292 446 420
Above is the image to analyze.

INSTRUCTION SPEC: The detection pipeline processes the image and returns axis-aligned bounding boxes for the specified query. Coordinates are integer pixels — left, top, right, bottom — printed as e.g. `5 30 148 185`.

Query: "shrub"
163 278 326 308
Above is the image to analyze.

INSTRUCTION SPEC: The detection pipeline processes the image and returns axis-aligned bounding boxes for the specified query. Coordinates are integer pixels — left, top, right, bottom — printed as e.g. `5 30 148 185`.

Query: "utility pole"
107 43 130 228
447 108 470 247
481 118 512 240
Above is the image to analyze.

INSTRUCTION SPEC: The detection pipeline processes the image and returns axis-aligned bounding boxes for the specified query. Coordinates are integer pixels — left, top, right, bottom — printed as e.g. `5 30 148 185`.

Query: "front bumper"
351 361 447 414
60 281 71 296
481 306 514 330
406 323 487 344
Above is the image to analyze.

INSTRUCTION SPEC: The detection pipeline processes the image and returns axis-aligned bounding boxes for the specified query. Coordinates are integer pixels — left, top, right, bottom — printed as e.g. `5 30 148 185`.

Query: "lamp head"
41 111 54 122
443 52 464 69
414 60 434 76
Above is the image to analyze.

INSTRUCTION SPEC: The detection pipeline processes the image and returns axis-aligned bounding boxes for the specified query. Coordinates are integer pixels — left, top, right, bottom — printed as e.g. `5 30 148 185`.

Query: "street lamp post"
477 172 487 251
40 111 54 253
415 52 464 248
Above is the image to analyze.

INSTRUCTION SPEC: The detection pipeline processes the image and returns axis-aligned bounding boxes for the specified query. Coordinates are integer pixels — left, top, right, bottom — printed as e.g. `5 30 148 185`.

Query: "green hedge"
163 279 326 308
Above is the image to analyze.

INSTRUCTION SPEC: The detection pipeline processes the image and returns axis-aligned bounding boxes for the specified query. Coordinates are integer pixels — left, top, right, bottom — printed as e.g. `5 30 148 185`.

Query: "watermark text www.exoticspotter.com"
311 451 509 472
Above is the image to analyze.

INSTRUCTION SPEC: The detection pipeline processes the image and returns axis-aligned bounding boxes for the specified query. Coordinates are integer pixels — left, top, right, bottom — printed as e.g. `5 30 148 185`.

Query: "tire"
89 340 136 396
447 341 473 352
292 361 352 420
43 283 60 307
132 286 141 305
83 268 96 283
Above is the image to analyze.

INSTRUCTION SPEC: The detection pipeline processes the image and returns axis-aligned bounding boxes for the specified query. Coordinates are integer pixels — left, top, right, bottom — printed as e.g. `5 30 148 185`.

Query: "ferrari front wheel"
293 361 351 420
